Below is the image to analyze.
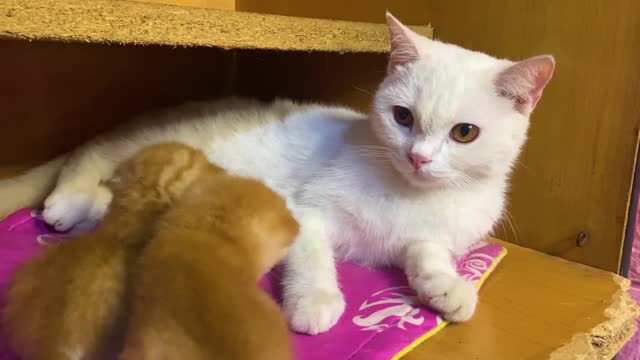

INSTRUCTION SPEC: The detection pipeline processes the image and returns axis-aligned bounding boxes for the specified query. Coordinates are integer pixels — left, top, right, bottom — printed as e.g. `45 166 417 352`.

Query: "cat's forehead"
411 66 480 127
425 40 501 68
411 45 503 127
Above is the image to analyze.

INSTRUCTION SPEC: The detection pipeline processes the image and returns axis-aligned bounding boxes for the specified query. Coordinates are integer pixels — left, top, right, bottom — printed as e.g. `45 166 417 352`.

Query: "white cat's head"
370 13 554 189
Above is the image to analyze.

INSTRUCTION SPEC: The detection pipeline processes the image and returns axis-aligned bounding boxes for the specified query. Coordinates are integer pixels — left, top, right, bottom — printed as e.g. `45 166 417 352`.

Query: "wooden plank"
129 0 235 11
420 0 640 272
0 0 431 53
237 0 431 25
405 239 639 359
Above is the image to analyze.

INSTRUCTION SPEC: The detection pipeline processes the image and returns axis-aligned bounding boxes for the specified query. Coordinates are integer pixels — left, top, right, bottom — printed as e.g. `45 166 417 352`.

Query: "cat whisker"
353 146 395 164
495 218 508 242
355 145 390 152
514 159 530 171
443 171 479 190
354 149 388 154
356 152 392 160
493 210 519 243
353 86 373 95
458 171 479 183
356 153 394 166
503 210 519 244
444 178 465 191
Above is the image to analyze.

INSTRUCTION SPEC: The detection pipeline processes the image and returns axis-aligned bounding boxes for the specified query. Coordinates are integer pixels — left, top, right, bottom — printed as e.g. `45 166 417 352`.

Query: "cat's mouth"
390 155 442 187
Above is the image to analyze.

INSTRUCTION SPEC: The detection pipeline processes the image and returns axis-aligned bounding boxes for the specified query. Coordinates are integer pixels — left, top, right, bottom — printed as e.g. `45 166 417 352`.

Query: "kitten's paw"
412 274 478 322
43 191 96 231
284 289 346 335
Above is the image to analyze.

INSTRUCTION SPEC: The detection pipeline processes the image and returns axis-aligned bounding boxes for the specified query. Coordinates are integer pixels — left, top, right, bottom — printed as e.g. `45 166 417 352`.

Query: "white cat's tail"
0 156 67 219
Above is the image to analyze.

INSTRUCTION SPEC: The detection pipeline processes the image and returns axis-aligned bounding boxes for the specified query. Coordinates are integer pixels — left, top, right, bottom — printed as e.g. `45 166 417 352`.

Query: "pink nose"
408 152 431 170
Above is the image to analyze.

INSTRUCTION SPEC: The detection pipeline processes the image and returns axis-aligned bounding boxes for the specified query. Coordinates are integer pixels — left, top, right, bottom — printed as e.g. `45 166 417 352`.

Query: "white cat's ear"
495 55 555 114
385 12 423 73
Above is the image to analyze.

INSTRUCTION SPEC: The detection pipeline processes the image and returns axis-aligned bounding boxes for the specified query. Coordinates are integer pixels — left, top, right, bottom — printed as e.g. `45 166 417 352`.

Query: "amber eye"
392 106 414 128
450 123 480 143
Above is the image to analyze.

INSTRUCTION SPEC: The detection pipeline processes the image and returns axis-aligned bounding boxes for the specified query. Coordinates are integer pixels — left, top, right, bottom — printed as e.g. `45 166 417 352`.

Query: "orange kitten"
2 142 297 360
122 153 298 360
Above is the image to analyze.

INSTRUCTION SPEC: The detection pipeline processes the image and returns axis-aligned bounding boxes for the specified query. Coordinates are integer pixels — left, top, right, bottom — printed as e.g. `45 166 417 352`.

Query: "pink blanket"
0 209 506 360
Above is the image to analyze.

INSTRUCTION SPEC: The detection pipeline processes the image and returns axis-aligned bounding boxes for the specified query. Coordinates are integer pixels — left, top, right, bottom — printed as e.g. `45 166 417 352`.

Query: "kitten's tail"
0 156 67 219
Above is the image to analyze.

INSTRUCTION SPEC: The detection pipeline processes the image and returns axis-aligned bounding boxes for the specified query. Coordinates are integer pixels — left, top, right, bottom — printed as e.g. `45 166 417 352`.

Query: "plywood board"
405 239 639 359
0 0 431 52
237 0 431 25
130 0 235 10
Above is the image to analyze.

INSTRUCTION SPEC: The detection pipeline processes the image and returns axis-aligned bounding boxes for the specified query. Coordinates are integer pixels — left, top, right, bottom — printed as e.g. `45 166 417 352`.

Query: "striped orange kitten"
2 142 297 360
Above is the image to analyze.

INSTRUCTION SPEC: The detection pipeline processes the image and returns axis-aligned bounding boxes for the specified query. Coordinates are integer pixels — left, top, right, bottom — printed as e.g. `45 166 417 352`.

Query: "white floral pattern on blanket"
352 244 499 332
352 286 427 332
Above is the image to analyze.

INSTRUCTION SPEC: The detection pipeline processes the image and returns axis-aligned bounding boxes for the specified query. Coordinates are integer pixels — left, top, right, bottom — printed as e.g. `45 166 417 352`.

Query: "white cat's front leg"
43 148 116 231
403 241 478 322
282 210 345 335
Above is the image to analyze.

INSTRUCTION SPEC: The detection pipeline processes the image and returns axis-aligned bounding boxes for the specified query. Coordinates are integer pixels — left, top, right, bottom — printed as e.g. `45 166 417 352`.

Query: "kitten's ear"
385 12 423 73
495 55 555 114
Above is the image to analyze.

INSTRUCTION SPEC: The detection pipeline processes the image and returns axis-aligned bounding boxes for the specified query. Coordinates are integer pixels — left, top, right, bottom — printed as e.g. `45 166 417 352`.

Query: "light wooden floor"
405 239 639 359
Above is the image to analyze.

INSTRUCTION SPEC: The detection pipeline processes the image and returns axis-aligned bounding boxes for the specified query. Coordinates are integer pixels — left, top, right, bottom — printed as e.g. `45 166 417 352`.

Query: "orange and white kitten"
2 142 297 360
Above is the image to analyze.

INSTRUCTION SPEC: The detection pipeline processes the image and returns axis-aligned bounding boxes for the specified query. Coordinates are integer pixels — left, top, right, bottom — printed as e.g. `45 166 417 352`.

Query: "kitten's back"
121 143 297 360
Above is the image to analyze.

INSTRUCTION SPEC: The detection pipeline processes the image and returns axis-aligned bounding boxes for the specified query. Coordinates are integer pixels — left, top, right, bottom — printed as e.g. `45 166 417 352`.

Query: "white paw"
69 185 114 234
43 191 96 232
411 273 478 322
284 289 346 335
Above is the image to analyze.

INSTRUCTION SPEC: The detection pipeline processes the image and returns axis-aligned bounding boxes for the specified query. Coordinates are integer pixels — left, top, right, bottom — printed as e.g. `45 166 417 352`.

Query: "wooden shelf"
0 0 432 52
405 239 639 359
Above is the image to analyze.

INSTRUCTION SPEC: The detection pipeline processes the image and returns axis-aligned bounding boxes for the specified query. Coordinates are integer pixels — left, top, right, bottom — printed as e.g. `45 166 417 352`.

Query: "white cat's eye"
392 106 414 128
450 123 480 143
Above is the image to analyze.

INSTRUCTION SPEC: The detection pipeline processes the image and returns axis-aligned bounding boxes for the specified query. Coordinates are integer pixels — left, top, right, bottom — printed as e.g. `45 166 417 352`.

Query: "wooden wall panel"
422 1 640 271
0 40 235 174
237 0 430 25
236 51 386 112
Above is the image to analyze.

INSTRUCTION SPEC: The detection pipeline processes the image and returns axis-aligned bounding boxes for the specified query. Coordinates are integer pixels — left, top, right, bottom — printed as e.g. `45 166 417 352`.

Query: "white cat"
0 14 554 335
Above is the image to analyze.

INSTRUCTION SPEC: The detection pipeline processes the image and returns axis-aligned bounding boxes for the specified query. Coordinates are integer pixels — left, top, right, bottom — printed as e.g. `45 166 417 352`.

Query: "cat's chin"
400 172 444 190
392 166 445 190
